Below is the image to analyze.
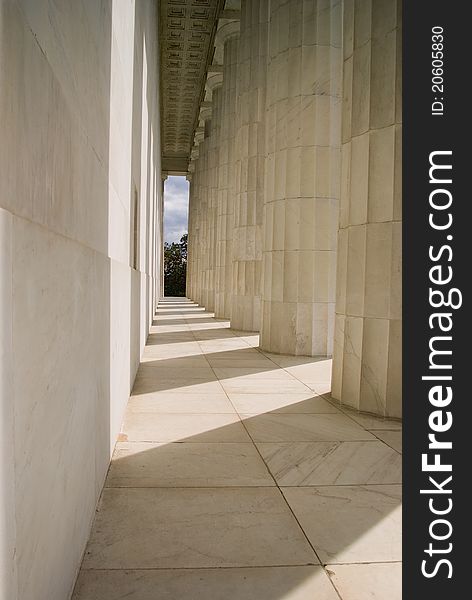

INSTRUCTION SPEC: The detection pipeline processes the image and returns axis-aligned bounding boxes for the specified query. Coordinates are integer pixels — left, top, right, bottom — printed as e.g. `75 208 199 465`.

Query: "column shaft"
207 85 223 312
331 0 402 417
186 177 195 299
215 28 240 319
261 0 342 355
199 130 211 308
231 0 268 332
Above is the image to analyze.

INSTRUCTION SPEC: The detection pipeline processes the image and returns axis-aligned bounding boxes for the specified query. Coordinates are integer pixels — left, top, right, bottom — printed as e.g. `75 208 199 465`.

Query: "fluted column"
231 0 268 332
260 0 342 355
194 129 207 307
331 0 402 417
204 73 223 312
199 109 213 310
185 170 194 299
214 20 240 319
187 154 200 302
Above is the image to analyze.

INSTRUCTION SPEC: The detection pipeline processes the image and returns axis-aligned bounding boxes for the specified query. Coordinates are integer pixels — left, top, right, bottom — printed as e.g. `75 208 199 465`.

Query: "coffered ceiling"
159 0 224 173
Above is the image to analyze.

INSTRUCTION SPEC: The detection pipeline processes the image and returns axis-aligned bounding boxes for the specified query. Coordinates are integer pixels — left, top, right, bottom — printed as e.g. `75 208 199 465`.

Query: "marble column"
198 109 213 310
331 0 402 417
231 0 268 332
194 128 207 307
214 20 240 319
185 169 194 299
204 73 223 312
187 153 200 302
260 0 342 355
160 173 168 299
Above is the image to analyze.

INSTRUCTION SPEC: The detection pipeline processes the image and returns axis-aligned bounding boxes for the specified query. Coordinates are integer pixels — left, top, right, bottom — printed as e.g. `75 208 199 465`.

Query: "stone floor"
73 298 402 600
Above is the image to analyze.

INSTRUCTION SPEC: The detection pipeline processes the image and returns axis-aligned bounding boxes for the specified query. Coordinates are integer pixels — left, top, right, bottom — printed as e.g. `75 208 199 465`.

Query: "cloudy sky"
164 176 189 243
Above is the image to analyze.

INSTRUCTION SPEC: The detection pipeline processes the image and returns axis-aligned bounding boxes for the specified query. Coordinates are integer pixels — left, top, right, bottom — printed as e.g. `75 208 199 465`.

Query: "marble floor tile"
240 413 376 442
257 441 402 485
127 392 236 414
283 360 333 384
194 337 239 344
220 379 313 394
206 351 268 364
327 562 402 600
198 343 251 352
137 366 217 380
260 353 325 366
282 485 402 564
141 344 202 355
374 430 402 453
207 358 275 368
339 408 403 431
73 566 340 600
82 488 318 569
235 335 260 347
213 367 296 380
140 355 208 366
155 329 191 333
229 393 339 415
107 442 274 487
308 383 332 395
122 413 251 443
131 378 224 395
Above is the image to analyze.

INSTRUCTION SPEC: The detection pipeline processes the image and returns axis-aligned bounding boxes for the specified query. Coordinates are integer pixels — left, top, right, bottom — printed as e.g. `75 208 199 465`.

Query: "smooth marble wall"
0 209 17 600
331 0 402 417
0 1 162 599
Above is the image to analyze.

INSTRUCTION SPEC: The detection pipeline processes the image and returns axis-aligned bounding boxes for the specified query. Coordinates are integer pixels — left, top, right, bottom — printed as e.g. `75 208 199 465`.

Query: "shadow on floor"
71 298 402 600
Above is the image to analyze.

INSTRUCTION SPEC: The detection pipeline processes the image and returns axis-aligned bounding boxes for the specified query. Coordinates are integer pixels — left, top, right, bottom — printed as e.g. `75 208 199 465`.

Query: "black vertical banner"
404 1 467 597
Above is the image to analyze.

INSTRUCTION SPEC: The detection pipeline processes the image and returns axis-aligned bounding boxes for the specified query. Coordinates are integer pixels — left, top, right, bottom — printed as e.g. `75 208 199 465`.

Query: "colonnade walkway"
73 298 402 599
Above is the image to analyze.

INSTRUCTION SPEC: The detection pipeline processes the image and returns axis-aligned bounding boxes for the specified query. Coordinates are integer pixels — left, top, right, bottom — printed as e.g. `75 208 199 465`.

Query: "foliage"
164 233 187 297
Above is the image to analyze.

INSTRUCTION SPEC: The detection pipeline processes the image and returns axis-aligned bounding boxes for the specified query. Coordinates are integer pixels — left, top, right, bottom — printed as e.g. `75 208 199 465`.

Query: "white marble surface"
327 562 402 600
107 442 274 487
82 488 318 569
73 299 402 598
260 0 341 356
229 392 339 415
12 216 110 600
257 441 402 485
122 413 252 443
332 0 402 418
220 378 314 394
283 485 402 563
213 367 296 380
374 430 402 454
0 2 163 599
127 391 237 414
340 407 402 431
0 209 17 600
241 413 376 442
131 376 225 395
73 566 340 600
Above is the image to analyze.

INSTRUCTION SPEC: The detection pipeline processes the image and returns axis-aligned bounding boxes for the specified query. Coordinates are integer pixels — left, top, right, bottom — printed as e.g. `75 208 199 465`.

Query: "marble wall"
0 1 163 599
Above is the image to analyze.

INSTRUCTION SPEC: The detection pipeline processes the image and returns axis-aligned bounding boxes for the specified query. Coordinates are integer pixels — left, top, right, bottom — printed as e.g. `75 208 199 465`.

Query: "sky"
164 176 189 244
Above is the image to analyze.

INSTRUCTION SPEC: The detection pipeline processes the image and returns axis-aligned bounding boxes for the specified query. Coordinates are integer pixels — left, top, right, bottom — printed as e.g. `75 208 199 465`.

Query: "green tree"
164 233 187 296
